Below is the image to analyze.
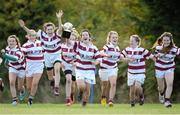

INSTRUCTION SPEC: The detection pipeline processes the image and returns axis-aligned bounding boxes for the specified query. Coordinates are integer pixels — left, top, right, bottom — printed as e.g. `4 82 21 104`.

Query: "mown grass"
0 104 180 114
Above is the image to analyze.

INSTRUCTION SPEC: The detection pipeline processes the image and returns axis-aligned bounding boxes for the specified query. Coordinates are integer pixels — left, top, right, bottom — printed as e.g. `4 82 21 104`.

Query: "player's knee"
27 87 31 92
78 83 85 90
66 78 72 84
54 67 60 74
110 82 116 88
32 82 38 87
158 86 164 92
166 82 173 88
9 81 15 87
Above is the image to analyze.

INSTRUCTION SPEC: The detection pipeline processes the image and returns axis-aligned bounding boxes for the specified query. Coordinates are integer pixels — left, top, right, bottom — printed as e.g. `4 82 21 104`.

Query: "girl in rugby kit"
152 32 180 107
99 31 121 107
74 29 101 106
61 26 78 106
22 30 44 106
19 10 63 96
1 35 25 106
121 35 154 107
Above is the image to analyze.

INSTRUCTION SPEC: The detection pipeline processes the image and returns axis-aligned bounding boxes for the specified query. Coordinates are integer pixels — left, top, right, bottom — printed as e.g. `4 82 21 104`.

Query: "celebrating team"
0 10 179 108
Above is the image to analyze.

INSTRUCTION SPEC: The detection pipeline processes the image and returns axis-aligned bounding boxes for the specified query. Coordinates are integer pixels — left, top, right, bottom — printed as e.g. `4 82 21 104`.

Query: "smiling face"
162 36 171 47
81 31 90 43
45 25 54 35
109 33 118 45
28 30 37 42
7 37 17 48
130 36 139 48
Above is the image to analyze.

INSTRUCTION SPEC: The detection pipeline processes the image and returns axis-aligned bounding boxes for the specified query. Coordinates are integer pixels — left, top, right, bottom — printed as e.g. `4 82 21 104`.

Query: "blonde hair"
71 29 80 41
7 35 21 48
29 29 36 35
43 22 55 32
106 31 119 44
130 34 141 46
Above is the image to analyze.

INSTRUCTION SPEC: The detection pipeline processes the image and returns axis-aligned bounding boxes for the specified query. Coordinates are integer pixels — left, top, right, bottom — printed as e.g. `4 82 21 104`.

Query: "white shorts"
99 68 118 81
26 62 44 77
62 61 76 76
155 69 174 78
9 67 25 78
75 69 96 84
127 72 145 86
44 53 61 68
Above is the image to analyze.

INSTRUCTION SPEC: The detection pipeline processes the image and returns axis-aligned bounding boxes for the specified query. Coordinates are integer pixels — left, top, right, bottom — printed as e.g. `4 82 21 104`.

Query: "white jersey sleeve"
94 46 102 62
37 29 42 37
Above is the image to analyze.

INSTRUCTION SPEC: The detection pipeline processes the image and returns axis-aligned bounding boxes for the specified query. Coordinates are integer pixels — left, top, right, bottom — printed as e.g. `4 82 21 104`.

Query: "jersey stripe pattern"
22 40 44 62
154 46 180 71
37 30 61 54
5 46 25 70
74 41 101 71
61 41 76 64
100 43 121 69
121 47 151 74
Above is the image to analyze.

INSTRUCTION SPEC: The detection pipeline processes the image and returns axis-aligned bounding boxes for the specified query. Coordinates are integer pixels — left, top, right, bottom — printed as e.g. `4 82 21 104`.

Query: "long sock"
29 95 34 100
12 97 17 102
165 98 170 102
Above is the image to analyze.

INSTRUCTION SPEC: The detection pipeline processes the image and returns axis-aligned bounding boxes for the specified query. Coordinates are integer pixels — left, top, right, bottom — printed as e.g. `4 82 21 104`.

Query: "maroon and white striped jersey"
37 30 61 54
22 40 44 62
61 41 76 64
121 47 152 74
154 45 180 71
100 43 121 69
74 41 101 71
5 46 25 70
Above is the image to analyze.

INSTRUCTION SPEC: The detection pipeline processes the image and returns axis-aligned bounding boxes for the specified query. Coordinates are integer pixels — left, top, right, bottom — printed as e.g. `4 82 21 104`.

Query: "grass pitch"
0 103 180 114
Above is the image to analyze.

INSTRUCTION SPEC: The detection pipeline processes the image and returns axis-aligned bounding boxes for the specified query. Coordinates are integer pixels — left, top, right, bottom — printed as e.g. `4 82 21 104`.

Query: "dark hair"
161 32 175 53
152 32 175 53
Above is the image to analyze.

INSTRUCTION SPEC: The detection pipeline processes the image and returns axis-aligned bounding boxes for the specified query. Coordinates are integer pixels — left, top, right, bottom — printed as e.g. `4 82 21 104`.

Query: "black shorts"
46 61 61 70
64 70 76 81
54 60 61 64
46 67 54 70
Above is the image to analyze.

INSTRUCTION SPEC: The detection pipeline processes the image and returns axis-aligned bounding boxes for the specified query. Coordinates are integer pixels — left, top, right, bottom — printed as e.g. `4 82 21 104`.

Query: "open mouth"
9 44 15 47
84 38 88 41
113 40 117 43
164 43 170 47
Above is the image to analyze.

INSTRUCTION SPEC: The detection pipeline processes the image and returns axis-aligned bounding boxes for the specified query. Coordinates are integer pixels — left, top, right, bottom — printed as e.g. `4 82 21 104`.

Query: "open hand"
56 10 63 19
1 49 5 53
18 19 25 27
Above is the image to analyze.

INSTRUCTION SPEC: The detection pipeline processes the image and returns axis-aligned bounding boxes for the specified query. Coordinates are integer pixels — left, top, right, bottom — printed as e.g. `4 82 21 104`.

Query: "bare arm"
18 19 31 34
91 60 100 65
56 10 63 35
149 54 156 62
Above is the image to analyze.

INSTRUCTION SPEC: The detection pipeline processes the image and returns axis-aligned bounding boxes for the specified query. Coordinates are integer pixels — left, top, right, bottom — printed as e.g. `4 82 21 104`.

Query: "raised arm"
56 10 63 35
18 19 31 34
